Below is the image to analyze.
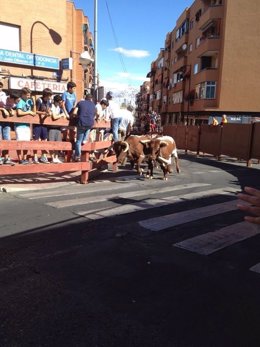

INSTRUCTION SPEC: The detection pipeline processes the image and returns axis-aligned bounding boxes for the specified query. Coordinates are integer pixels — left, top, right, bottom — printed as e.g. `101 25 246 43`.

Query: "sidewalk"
0 171 80 193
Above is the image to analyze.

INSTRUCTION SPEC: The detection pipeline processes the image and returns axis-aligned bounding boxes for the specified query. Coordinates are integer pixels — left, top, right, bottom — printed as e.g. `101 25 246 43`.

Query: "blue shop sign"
0 48 34 66
34 54 59 69
0 48 59 70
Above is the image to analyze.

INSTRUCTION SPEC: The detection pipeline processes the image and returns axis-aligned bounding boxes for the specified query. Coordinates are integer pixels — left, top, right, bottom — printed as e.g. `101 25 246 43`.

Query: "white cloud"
112 47 150 58
117 72 148 82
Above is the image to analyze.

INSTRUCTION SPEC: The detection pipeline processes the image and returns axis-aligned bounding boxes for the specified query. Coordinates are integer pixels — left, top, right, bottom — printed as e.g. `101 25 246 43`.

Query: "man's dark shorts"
33 125 48 140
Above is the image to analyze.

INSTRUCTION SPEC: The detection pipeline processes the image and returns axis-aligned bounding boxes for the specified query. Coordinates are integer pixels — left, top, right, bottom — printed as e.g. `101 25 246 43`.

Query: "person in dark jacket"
74 93 96 161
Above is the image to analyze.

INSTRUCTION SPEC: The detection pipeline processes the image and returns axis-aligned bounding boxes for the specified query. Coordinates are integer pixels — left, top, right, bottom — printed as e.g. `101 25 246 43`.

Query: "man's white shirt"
106 99 121 119
119 109 134 131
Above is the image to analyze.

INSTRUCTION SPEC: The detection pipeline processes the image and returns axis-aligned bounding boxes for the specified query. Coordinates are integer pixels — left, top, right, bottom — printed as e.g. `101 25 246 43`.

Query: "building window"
199 81 216 99
172 91 183 104
189 43 193 52
190 20 194 30
82 23 89 45
195 9 202 22
173 71 184 84
194 63 199 74
196 37 201 48
0 23 20 50
176 19 189 41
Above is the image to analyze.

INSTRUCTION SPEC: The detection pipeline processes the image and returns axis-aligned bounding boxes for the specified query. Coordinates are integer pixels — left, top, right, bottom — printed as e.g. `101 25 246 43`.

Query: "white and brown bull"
113 134 151 175
140 135 180 180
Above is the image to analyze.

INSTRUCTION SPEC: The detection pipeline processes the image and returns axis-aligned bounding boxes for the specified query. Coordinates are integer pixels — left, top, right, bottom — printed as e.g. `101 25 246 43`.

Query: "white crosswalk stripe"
76 186 237 220
47 182 211 208
250 262 260 274
174 222 260 255
138 199 238 231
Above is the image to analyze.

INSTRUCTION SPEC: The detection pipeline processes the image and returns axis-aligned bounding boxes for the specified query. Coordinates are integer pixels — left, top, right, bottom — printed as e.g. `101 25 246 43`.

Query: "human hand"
237 187 260 225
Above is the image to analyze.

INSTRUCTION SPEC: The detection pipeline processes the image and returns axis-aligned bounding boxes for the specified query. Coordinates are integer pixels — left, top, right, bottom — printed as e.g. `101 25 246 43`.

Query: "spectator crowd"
0 81 135 165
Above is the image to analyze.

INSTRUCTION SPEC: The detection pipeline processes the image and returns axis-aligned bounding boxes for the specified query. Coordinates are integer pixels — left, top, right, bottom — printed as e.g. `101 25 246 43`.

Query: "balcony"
175 32 189 53
172 56 187 74
200 5 224 30
167 103 183 113
191 98 218 111
172 80 185 92
196 37 221 58
193 67 219 85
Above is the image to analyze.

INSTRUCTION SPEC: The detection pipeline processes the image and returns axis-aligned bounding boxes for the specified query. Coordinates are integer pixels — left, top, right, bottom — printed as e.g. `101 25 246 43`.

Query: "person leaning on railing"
48 94 67 163
0 93 20 166
33 88 53 164
15 87 37 164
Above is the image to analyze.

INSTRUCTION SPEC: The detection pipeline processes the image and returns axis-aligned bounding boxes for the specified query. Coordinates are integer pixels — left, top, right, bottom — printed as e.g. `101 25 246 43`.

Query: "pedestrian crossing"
14 178 260 275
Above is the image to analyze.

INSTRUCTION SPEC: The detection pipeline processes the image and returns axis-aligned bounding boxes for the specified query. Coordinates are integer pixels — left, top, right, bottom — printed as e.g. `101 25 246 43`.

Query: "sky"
73 0 193 94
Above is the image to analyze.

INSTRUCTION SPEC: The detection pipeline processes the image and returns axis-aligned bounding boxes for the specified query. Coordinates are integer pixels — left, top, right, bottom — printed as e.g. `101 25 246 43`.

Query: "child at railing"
49 94 67 163
15 87 36 164
0 93 20 165
33 88 53 164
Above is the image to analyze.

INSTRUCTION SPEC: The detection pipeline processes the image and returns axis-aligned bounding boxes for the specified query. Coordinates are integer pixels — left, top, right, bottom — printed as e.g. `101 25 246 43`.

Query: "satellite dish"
182 43 187 51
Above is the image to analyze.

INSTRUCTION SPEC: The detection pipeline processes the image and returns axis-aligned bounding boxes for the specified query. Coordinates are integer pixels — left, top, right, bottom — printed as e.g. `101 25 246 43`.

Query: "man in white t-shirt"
106 91 122 142
119 105 135 140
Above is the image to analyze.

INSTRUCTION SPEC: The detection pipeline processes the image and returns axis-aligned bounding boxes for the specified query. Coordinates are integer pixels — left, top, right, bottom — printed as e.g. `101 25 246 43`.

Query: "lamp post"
183 64 191 125
94 0 98 100
30 21 62 76
186 65 191 125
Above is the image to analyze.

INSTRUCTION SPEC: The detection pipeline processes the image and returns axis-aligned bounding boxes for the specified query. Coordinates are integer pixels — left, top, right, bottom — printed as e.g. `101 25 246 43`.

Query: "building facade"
136 81 150 118
0 0 93 99
143 0 260 125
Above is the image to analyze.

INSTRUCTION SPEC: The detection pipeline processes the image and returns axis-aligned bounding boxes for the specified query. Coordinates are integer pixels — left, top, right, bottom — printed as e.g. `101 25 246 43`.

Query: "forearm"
17 110 34 117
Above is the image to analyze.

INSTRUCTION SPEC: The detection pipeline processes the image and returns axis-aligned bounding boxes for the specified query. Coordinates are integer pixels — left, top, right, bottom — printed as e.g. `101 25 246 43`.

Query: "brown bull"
140 135 180 180
113 134 152 175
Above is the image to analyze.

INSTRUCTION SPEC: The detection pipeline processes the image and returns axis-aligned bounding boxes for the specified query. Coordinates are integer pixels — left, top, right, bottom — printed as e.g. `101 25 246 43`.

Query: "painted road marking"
138 199 238 231
174 222 260 255
46 183 211 208
78 187 237 220
250 261 260 274
18 182 138 199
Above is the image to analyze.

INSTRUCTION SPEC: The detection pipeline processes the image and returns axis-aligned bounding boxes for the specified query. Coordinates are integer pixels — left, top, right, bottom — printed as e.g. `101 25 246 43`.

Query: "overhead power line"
105 1 128 74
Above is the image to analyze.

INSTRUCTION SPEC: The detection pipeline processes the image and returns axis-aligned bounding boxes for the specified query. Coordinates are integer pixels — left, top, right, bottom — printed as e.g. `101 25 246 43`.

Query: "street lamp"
30 21 62 53
79 51 94 69
30 21 62 75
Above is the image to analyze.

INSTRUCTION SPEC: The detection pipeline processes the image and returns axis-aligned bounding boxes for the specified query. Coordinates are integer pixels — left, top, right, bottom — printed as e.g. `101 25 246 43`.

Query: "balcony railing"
200 5 224 30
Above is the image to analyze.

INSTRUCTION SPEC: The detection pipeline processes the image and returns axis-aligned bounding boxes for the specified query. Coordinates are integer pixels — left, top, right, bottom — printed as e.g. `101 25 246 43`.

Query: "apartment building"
136 81 150 118
0 0 93 99
145 0 260 125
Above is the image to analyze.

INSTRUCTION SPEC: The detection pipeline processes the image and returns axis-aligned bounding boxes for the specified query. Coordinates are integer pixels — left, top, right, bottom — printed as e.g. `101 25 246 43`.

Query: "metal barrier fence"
163 123 260 166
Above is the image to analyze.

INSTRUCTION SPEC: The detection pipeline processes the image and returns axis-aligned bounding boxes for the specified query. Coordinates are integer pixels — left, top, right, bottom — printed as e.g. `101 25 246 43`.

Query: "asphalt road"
0 154 260 347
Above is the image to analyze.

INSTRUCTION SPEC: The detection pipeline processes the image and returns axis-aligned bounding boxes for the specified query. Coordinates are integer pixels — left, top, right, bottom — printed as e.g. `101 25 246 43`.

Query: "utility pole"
94 0 98 100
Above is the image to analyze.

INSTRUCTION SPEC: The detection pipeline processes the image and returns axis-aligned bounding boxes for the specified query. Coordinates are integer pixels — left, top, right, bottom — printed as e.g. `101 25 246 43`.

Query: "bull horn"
122 141 129 153
157 156 171 165
140 139 151 144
